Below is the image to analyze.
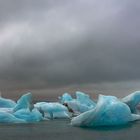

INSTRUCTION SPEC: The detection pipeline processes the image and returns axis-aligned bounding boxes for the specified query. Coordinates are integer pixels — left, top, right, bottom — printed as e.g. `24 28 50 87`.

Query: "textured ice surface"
122 91 140 114
0 108 13 113
34 102 47 108
71 95 140 127
14 108 43 122
76 91 96 107
0 97 16 108
13 92 33 112
60 93 73 104
0 111 25 123
0 92 43 123
35 102 69 119
60 91 96 114
67 100 92 113
1 91 140 125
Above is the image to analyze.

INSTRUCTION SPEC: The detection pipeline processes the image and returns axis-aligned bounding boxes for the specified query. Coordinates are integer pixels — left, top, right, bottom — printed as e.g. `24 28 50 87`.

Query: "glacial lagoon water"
0 119 139 140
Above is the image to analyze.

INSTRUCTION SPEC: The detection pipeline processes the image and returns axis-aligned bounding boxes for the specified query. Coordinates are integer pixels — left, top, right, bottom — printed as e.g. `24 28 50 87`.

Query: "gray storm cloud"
0 0 140 91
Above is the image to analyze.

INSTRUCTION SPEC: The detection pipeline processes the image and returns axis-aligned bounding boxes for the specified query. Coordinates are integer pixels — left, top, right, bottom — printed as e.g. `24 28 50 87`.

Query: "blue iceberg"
122 91 140 114
0 92 43 123
71 95 140 127
35 102 70 119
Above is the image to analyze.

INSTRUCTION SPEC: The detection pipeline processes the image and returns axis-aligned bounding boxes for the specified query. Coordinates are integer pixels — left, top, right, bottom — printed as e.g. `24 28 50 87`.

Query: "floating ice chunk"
0 111 25 123
13 92 33 112
122 91 140 114
35 102 70 119
14 108 43 122
71 95 140 127
0 97 16 108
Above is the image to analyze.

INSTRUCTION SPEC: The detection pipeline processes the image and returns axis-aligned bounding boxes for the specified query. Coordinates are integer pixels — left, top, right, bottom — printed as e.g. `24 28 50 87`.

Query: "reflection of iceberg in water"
71 95 140 127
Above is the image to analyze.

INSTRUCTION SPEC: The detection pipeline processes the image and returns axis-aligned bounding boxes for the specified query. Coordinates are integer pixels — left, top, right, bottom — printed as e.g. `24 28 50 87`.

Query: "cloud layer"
0 0 140 91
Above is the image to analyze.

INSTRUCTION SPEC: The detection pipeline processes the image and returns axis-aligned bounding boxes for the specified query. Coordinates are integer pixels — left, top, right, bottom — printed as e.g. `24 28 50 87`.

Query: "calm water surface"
0 119 139 140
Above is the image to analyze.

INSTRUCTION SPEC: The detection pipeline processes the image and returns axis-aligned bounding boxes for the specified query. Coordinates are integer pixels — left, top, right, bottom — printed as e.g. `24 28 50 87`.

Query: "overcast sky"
0 0 140 97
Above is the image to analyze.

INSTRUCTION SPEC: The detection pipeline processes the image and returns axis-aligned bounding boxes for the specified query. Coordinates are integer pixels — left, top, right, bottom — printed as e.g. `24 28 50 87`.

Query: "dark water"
0 119 139 140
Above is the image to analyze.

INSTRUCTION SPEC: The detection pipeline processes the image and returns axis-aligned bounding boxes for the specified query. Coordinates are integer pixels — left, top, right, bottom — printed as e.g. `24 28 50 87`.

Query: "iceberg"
122 91 140 114
35 102 70 119
13 92 33 112
71 95 140 127
13 92 44 122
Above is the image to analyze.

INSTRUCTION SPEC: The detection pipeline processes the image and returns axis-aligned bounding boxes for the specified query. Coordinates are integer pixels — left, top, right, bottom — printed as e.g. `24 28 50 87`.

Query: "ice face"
0 93 35 123
122 91 140 114
14 108 43 122
0 97 16 108
71 95 140 127
13 92 33 112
